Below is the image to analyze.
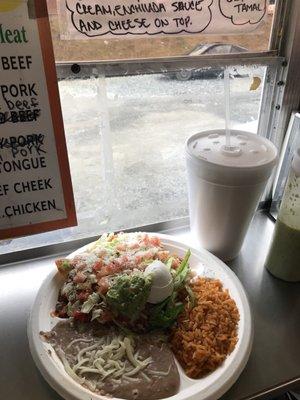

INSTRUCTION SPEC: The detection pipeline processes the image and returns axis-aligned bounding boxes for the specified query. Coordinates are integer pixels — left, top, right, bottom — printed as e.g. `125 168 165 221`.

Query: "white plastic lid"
185 130 278 185
187 131 277 168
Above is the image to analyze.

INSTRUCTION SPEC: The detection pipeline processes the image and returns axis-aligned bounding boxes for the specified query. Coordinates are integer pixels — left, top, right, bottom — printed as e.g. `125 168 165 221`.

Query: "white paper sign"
59 0 268 39
0 0 76 239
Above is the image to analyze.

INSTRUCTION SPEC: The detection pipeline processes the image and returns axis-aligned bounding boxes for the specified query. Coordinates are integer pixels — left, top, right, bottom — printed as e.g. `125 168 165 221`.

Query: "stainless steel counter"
0 211 299 400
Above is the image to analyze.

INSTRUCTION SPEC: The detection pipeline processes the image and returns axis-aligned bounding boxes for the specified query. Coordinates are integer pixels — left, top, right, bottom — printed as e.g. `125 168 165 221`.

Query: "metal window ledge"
56 52 284 79
0 211 299 400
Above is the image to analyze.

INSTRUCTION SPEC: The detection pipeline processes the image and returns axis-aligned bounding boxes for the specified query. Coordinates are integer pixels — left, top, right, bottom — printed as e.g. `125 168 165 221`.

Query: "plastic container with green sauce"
265 148 300 282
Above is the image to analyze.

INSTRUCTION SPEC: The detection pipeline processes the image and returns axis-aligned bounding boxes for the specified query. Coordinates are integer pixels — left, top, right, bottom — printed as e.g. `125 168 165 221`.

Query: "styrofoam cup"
185 130 278 261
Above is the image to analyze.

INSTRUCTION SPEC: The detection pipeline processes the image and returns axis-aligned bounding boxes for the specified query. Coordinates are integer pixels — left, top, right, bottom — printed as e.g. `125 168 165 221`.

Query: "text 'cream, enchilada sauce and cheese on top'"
41 232 239 399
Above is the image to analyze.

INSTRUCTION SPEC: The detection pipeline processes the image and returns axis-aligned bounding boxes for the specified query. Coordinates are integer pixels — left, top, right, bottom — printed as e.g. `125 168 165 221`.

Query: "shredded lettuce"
149 295 184 330
174 249 191 289
67 300 80 316
81 293 100 314
185 284 196 309
61 282 74 297
166 257 174 269
91 308 103 321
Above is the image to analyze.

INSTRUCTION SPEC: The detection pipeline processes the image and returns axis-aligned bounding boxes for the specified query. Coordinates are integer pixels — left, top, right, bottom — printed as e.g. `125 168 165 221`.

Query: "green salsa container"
265 148 300 282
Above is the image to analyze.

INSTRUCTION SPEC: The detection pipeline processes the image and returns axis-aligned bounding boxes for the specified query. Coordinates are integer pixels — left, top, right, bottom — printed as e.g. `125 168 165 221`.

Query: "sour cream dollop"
145 260 174 304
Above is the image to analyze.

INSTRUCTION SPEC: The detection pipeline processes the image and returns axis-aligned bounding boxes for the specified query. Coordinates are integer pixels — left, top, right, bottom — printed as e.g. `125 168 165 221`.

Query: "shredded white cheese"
58 334 154 385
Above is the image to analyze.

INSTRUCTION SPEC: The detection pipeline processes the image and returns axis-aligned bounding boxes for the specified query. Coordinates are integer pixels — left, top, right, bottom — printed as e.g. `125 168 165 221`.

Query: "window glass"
0 64 277 253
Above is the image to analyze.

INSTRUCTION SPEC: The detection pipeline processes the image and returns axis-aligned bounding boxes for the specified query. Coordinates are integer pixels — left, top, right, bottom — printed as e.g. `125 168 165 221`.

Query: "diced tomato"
96 265 109 278
138 234 161 248
107 262 121 275
149 236 161 246
73 311 89 322
135 255 143 264
58 310 68 318
142 234 150 246
77 290 90 301
116 243 126 251
157 250 169 261
115 255 128 267
128 242 139 250
171 258 180 269
99 310 113 323
97 277 109 294
56 306 68 318
97 262 120 278
92 260 103 272
72 254 87 267
73 272 86 283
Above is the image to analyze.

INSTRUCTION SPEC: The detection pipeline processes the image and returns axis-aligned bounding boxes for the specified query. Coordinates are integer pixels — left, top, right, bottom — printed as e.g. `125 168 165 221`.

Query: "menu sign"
0 0 77 240
59 0 268 39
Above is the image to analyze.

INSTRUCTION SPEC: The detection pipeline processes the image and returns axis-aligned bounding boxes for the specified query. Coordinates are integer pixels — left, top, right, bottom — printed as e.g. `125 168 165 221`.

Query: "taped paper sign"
0 0 77 239
59 0 268 39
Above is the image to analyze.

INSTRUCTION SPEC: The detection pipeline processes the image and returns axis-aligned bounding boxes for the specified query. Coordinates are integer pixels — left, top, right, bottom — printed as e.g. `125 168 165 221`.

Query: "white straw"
224 68 231 148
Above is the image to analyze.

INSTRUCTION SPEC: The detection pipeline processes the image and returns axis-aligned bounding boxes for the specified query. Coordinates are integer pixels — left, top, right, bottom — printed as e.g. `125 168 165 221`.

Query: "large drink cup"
185 130 278 261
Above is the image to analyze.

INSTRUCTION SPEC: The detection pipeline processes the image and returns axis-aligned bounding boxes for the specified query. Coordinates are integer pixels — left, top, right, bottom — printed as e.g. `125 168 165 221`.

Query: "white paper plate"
28 233 253 400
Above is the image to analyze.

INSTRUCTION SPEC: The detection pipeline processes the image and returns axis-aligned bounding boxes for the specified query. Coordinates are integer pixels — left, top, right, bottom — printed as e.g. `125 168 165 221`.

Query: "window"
48 0 276 61
1 0 299 256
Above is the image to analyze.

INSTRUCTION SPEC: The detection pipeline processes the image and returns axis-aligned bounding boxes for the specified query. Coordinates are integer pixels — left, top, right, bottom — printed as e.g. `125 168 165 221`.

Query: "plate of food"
28 232 253 400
